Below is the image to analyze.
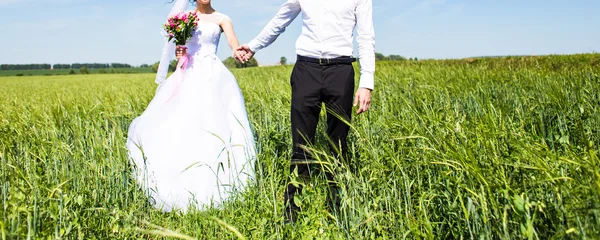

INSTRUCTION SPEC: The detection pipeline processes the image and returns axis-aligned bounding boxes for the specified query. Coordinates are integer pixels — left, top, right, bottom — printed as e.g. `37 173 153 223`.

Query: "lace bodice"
185 12 230 58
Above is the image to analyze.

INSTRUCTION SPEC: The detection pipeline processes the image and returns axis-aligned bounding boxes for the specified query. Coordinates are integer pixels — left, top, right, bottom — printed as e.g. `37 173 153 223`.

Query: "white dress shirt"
247 0 376 90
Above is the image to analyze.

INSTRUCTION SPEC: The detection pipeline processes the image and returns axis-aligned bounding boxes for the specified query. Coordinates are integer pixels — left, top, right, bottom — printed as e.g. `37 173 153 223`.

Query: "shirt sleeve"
355 0 376 90
247 0 301 53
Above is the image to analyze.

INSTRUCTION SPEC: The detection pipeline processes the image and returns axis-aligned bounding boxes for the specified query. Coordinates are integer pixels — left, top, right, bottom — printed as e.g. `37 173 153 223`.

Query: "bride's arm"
220 19 244 59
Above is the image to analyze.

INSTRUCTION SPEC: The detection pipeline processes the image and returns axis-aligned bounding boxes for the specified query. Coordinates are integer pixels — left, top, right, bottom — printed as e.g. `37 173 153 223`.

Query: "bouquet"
161 11 198 102
163 11 199 63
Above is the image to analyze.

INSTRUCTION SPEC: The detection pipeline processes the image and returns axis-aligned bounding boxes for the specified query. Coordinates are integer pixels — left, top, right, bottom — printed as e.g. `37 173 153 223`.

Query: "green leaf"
514 194 525 213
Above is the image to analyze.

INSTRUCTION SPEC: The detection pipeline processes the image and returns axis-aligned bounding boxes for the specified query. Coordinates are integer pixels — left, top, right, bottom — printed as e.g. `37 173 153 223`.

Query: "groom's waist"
296 55 356 66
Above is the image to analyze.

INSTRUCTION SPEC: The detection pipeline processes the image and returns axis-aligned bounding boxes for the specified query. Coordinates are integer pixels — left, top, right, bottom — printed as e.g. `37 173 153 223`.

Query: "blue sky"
0 0 598 66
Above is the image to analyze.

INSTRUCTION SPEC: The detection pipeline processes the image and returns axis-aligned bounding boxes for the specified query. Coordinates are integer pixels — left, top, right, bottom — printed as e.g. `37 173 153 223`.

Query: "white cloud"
85 5 106 20
0 18 75 30
412 0 448 12
385 0 465 25
0 0 19 6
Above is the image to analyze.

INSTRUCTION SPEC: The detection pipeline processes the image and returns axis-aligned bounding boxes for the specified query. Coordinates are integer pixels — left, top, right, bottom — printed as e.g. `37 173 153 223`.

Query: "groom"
235 0 375 223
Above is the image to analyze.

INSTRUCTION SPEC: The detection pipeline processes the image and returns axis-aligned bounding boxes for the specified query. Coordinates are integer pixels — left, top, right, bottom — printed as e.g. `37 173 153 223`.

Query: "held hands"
233 50 247 63
233 44 254 63
354 88 372 114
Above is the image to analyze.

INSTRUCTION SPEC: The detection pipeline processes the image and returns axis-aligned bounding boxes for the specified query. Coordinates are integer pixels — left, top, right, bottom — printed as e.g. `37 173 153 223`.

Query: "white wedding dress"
126 12 256 212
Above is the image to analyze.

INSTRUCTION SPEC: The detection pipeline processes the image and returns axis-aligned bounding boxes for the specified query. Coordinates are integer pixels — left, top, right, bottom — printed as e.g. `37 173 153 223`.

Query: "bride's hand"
175 46 187 60
233 50 246 63
235 44 254 63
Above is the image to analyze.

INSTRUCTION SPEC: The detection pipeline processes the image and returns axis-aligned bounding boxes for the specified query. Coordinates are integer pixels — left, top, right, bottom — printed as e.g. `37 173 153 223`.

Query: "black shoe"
284 206 298 225
327 185 342 214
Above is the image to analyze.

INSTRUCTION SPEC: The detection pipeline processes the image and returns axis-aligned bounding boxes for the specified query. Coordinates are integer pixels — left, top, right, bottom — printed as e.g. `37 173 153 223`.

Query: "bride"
126 0 256 212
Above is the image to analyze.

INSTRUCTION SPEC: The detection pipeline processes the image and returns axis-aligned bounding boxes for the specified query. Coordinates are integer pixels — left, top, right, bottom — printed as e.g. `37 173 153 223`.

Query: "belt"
296 55 356 65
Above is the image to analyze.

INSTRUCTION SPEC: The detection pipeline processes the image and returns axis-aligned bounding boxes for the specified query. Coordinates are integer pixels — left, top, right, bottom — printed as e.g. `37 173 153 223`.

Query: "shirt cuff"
247 39 262 53
358 73 374 90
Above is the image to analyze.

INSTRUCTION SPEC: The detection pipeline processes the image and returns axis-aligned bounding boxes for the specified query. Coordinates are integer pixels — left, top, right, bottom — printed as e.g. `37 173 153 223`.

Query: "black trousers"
284 56 355 221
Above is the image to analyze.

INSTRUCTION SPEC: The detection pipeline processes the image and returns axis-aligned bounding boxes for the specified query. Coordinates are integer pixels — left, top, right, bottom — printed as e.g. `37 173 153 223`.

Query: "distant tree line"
0 63 138 71
375 53 417 61
52 64 72 69
67 63 133 69
2 53 411 72
150 60 178 73
375 52 409 61
222 57 258 68
0 64 51 70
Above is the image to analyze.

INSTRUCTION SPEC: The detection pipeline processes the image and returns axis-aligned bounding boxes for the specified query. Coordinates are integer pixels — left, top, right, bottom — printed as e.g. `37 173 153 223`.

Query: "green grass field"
1 54 599 239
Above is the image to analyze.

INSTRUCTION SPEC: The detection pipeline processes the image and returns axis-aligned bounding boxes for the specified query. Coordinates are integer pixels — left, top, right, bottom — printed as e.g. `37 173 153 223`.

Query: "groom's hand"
353 88 372 114
235 44 255 63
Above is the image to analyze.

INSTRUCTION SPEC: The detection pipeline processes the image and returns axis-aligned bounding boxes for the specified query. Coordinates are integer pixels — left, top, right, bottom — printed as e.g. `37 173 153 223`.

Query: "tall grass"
1 54 599 239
